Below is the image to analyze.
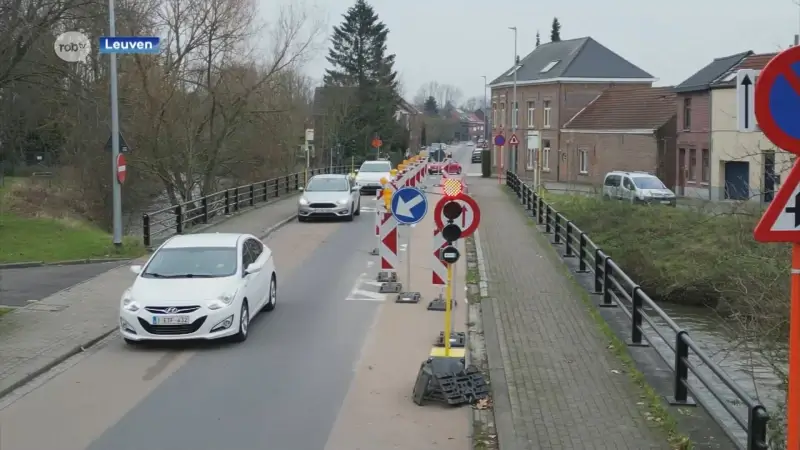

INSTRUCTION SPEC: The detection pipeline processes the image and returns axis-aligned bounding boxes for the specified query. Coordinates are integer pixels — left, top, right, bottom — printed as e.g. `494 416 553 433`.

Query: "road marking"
360 207 378 212
467 172 482 177
346 289 386 302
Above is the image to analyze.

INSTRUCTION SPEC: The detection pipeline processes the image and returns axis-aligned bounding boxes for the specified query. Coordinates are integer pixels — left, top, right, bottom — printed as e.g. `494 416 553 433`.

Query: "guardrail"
141 165 353 247
505 171 770 450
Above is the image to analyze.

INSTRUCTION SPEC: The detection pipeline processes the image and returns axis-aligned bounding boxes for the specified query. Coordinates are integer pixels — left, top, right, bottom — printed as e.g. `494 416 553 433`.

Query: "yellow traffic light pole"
444 263 453 356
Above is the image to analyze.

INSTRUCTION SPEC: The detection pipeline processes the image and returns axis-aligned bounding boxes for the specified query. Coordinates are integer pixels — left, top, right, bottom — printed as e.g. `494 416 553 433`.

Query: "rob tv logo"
54 31 92 62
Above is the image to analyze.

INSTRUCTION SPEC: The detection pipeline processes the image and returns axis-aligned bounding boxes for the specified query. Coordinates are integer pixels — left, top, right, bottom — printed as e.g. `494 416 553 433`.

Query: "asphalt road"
0 199 386 450
0 262 128 307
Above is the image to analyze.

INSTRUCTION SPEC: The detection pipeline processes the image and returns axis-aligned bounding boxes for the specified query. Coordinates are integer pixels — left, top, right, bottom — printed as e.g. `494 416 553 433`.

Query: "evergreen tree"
535 31 540 47
420 126 427 146
423 96 438 115
324 0 400 157
550 18 561 42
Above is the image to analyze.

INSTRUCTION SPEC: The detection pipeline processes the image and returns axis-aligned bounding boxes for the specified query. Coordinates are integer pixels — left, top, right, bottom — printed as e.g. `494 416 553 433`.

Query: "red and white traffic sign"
508 133 519 145
433 192 482 239
754 161 800 242
116 154 127 184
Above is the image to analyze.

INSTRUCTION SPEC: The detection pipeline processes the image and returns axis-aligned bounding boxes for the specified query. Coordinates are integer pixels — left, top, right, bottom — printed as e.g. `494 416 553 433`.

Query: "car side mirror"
354 169 359 173
244 261 263 276
352 186 360 191
130 265 142 275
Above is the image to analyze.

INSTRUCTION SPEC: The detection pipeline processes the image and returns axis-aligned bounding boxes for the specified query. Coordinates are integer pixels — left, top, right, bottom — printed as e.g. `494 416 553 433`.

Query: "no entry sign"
433 193 481 238
116 154 127 184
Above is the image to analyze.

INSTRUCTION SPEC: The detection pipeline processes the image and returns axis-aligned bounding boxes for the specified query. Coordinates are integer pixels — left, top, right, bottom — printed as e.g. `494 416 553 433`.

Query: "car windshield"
429 149 445 162
142 247 238 278
359 162 391 173
306 177 349 191
632 177 666 189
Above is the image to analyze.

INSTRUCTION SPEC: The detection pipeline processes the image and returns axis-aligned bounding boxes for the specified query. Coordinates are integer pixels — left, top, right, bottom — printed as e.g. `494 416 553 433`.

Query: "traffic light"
439 200 462 264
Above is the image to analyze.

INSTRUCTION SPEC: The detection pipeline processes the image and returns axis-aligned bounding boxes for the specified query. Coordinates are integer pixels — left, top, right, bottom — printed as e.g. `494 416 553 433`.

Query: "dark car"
471 149 482 163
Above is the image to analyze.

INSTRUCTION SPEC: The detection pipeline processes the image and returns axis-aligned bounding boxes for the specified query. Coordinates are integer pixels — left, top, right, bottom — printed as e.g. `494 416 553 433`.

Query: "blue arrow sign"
390 187 428 225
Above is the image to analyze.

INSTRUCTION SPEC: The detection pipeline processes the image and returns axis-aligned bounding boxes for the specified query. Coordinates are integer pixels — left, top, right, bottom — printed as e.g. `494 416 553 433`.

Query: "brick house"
487 37 657 181
672 51 751 198
561 86 677 185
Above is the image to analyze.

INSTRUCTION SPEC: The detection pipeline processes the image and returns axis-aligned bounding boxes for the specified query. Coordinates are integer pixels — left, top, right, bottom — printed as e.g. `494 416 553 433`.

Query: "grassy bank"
542 193 788 334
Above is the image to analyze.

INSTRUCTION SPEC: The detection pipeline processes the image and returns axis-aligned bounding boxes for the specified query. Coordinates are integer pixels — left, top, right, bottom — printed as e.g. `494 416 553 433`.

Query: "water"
643 302 785 446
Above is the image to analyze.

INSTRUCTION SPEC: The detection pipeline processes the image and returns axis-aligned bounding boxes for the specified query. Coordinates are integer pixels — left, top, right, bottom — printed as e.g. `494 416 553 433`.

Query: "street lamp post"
108 0 123 246
482 75 489 141
509 26 518 174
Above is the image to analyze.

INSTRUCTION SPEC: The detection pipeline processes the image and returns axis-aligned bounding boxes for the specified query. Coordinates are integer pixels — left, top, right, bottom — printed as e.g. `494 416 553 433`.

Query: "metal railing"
141 166 353 247
505 171 770 450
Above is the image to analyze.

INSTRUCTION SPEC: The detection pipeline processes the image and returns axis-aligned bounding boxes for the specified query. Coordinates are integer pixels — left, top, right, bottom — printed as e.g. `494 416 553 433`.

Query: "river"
645 302 785 446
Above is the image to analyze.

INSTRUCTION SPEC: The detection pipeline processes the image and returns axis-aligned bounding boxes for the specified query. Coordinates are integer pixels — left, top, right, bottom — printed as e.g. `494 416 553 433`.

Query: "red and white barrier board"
379 212 398 270
432 227 447 285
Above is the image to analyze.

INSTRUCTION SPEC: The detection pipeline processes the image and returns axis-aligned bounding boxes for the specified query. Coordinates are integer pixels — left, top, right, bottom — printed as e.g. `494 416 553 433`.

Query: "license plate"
313 208 330 212
152 315 190 325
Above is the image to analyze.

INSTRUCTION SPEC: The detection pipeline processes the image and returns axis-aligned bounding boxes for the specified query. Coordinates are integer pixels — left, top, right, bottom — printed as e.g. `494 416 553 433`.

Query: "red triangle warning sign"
432 272 445 284
754 161 800 242
382 226 397 252
508 134 519 145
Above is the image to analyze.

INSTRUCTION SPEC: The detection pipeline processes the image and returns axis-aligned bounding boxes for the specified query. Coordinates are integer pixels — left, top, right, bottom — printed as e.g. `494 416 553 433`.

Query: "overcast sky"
295 0 799 102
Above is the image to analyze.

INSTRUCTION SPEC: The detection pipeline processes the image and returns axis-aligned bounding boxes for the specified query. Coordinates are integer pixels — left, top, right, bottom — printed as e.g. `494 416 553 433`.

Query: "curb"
0 212 297 401
0 257 134 270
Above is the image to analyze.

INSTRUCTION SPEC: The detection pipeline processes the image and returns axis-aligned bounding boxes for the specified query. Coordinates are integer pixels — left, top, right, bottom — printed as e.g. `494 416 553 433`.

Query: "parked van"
602 171 677 206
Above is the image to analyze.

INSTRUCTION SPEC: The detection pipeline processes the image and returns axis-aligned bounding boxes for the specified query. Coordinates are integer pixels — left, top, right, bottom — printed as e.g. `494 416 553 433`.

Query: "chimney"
795 34 799 46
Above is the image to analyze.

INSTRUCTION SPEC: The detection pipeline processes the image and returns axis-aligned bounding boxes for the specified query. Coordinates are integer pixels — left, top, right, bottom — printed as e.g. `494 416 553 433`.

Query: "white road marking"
346 289 387 302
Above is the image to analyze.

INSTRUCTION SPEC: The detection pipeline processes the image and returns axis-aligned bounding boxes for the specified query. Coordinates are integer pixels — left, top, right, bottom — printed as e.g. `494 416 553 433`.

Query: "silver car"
297 174 361 221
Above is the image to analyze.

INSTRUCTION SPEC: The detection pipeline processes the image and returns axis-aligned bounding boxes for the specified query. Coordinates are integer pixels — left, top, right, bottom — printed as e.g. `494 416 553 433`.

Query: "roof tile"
563 86 676 130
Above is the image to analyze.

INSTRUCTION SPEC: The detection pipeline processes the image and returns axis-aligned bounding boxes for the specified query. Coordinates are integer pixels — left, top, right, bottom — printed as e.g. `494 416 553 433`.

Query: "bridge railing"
141 165 354 247
505 171 770 450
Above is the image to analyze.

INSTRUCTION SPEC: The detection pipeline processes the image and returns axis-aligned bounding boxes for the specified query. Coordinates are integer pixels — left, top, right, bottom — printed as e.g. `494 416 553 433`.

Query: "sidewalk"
470 178 669 450
0 195 300 398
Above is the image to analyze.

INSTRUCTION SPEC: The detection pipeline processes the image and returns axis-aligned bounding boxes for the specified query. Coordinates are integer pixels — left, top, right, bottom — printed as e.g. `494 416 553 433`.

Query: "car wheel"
233 301 249 342
298 216 307 222
345 205 354 221
354 199 361 216
124 338 139 346
263 275 277 312
603 195 611 201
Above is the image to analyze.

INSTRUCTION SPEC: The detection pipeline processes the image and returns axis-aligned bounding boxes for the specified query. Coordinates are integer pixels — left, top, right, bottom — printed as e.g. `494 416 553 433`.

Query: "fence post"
577 233 588 271
233 187 240 212
564 222 574 256
553 214 561 244
284 176 289 193
593 249 603 292
224 190 230 215
537 197 544 224
600 257 616 307
629 286 648 346
201 197 209 223
531 192 538 217
263 181 269 201
522 184 528 207
249 184 255 206
544 207 551 233
294 173 299 190
667 331 696 406
746 405 770 450
142 214 151 248
274 179 279 197
175 205 183 234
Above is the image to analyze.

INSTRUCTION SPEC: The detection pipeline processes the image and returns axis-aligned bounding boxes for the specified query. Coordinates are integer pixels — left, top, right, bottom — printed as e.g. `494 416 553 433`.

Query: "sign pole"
444 262 453 357
406 225 412 290
790 242 800 450
108 0 123 247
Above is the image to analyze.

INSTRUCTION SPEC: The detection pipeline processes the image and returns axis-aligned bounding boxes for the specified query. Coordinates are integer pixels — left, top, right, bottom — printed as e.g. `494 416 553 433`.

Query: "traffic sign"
439 245 460 264
755 47 800 154
754 161 800 242
105 132 130 153
116 154 127 184
494 134 505 146
390 187 428 225
371 137 383 149
508 134 519 145
433 193 481 238
737 69 757 132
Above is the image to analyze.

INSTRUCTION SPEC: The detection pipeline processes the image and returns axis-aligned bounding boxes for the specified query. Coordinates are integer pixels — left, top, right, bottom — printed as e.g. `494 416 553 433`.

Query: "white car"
354 160 392 195
602 171 677 206
119 233 277 344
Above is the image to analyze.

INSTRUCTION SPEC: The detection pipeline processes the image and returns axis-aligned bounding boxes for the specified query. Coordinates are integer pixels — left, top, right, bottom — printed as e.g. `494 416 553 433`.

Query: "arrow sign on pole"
737 69 757 132
390 187 428 225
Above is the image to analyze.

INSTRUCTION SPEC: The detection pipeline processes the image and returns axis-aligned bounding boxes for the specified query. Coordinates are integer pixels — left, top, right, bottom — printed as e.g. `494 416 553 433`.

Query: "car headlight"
208 291 237 310
337 198 349 205
121 290 140 312
298 197 309 206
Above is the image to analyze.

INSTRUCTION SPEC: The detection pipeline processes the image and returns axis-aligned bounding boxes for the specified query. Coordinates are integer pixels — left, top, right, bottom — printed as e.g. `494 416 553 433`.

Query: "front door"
677 148 686 196
724 161 750 200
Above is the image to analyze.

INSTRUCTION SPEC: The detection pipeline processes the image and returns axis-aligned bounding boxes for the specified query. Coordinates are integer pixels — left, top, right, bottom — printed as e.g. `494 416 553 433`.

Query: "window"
512 102 518 128
500 102 505 126
701 149 709 182
604 175 621 187
622 177 635 190
682 98 691 130
540 60 559 73
357 161 392 173
527 147 535 170
579 148 588 174
142 247 238 278
527 101 535 127
631 176 666 189
492 103 497 126
543 101 551 128
542 139 551 170
689 148 697 180
306 177 350 191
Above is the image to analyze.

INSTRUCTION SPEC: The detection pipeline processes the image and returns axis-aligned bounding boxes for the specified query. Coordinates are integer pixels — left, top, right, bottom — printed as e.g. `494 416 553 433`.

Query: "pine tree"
423 96 438 115
324 0 400 157
420 126 427 146
535 31 540 47
550 18 561 42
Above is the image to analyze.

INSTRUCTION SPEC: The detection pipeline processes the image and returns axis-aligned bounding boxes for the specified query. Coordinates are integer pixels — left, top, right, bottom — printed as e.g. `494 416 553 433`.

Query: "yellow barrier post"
444 263 453 356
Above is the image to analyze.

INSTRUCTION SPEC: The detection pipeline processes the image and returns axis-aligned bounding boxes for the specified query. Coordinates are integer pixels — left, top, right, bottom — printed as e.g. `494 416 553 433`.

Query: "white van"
602 171 676 206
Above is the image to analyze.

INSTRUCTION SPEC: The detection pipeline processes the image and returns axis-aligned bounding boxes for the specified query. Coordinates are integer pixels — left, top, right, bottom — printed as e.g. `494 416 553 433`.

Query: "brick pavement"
470 177 669 450
0 195 300 398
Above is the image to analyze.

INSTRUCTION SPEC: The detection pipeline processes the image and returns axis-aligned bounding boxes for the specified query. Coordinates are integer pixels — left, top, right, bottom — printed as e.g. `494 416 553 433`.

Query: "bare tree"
414 80 463 110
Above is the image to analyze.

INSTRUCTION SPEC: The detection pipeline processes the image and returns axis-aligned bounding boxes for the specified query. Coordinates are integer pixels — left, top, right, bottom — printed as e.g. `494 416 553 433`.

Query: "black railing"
505 171 770 450
142 166 353 247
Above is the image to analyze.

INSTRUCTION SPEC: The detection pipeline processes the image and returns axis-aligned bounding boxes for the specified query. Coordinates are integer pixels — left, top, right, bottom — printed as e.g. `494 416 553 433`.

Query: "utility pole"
108 0 123 246
509 26 518 174
482 75 489 141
